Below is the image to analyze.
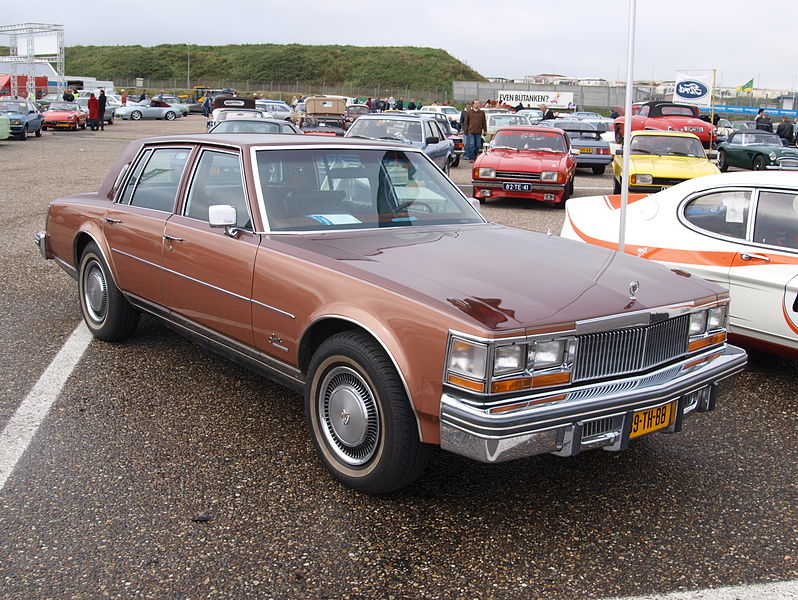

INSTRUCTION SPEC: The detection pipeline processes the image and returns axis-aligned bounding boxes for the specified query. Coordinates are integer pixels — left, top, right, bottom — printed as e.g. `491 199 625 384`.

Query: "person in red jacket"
87 93 100 131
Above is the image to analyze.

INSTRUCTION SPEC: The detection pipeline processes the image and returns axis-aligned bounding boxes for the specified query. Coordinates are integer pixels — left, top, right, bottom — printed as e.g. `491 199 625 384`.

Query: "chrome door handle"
740 252 770 262
163 234 184 242
104 217 121 224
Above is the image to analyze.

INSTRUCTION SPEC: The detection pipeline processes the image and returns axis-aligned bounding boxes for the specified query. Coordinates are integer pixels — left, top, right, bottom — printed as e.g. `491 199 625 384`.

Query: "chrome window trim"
114 148 152 205
248 143 484 234
119 145 194 212
182 147 254 232
750 188 798 253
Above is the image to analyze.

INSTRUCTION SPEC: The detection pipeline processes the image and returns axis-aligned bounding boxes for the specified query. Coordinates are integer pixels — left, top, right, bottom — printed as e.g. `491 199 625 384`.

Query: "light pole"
619 0 637 253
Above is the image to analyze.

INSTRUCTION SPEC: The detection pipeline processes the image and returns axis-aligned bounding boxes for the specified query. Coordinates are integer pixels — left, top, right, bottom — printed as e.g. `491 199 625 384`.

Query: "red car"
471 126 577 207
42 101 87 131
614 101 715 148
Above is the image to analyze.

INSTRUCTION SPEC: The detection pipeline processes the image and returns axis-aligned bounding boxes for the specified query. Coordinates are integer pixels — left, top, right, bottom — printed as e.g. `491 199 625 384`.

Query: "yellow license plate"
630 402 674 438
579 147 592 153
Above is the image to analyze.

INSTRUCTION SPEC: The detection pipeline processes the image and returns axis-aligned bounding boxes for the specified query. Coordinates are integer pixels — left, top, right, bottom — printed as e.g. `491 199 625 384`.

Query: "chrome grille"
777 158 798 169
573 315 689 382
496 171 541 180
581 416 619 440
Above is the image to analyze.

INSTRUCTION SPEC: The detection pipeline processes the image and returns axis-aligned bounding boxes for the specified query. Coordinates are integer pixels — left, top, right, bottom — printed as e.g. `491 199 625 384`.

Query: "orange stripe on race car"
782 300 798 336
603 194 650 210
568 215 737 267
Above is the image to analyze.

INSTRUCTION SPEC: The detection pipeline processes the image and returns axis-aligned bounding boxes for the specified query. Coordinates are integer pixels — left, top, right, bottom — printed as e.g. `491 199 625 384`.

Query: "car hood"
278 224 721 332
626 155 719 177
480 149 564 171
45 110 82 117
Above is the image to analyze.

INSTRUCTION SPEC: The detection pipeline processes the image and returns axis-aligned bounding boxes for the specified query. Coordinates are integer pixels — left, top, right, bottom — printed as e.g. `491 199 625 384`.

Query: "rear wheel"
592 164 606 175
35 126 42 137
164 111 176 121
614 125 623 144
78 242 140 341
451 155 460 168
717 150 729 172
305 331 429 494
613 177 622 194
752 155 767 170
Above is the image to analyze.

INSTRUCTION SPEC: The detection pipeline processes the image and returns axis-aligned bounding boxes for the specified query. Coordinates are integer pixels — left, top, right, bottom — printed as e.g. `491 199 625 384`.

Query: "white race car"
561 171 798 359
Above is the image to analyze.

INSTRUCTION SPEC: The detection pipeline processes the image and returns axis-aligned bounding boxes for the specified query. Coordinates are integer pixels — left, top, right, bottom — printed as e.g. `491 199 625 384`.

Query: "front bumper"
440 344 746 463
472 180 565 202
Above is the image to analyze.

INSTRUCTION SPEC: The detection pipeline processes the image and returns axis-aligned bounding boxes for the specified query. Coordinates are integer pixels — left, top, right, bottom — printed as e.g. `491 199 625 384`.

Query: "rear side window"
121 148 191 212
683 190 751 239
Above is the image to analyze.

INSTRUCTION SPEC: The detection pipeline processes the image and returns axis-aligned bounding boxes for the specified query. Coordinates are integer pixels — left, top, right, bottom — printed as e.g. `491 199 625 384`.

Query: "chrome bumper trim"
34 230 47 259
439 345 746 463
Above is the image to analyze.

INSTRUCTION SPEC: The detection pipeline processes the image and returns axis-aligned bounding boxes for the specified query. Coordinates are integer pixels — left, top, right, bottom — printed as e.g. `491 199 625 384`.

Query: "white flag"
673 71 713 107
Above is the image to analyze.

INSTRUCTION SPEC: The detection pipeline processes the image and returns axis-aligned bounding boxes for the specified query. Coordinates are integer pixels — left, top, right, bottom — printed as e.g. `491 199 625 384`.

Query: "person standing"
396 97 404 110
407 99 416 111
87 92 100 131
776 115 794 145
121 89 127 106
755 108 772 132
97 89 107 131
202 94 211 118
461 99 486 161
540 104 555 120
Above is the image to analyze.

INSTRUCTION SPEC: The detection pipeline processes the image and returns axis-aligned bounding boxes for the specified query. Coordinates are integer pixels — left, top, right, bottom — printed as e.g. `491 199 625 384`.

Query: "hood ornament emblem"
629 280 640 301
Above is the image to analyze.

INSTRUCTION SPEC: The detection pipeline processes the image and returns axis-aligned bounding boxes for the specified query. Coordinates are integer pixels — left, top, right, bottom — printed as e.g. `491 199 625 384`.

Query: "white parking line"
598 580 798 600
0 323 91 491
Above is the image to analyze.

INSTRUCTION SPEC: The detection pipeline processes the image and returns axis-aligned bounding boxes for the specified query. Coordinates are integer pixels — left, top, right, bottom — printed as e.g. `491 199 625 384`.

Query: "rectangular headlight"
707 305 727 330
447 338 488 379
689 310 708 336
633 174 653 185
540 171 559 182
494 344 525 375
477 167 495 178
530 340 566 369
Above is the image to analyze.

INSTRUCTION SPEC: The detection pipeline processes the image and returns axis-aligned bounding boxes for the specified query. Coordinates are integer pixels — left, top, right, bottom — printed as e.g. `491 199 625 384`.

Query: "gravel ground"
1 117 797 600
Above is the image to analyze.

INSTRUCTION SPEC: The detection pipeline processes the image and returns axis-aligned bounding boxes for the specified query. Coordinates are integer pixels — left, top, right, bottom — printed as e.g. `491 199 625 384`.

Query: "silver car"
115 99 181 121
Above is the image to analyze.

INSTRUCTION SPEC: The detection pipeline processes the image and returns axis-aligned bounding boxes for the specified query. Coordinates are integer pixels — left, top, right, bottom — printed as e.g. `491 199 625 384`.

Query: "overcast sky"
3 0 797 91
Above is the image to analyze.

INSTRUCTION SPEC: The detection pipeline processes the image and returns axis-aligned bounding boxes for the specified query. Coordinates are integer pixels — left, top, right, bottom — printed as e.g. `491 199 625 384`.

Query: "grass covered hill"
65 44 485 87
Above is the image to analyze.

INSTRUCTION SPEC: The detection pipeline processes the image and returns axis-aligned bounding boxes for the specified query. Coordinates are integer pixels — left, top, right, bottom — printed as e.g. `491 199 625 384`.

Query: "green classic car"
0 114 10 140
717 129 798 171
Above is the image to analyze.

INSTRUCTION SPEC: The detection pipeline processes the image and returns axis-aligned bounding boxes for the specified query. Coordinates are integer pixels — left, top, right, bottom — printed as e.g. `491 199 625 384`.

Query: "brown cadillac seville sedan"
35 134 748 493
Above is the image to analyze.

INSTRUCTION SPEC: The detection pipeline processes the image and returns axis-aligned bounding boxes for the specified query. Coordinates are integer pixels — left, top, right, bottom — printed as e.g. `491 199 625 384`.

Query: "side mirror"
615 148 624 155
425 136 440 145
208 205 237 235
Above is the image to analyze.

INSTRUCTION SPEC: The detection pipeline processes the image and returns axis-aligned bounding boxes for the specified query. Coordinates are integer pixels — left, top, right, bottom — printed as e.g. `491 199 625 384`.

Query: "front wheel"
164 111 176 121
35 126 42 137
614 125 623 145
752 155 767 171
78 242 140 341
130 110 142 121
305 331 429 494
717 150 729 172
613 177 622 194
19 126 28 140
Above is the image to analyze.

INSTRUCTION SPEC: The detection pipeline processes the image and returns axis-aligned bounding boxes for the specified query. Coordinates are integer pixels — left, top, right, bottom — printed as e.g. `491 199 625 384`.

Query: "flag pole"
619 0 637 253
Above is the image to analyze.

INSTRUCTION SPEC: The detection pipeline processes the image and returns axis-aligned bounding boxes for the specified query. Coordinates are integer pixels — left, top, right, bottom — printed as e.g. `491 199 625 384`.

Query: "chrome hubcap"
319 366 379 466
83 261 107 323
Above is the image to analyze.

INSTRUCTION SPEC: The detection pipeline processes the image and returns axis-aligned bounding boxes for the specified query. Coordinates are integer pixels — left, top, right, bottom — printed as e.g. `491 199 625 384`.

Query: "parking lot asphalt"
1 117 797 600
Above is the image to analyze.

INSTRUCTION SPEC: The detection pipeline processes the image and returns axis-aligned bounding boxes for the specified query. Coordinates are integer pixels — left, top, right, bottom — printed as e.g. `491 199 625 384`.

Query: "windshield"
492 129 566 152
630 135 705 157
49 102 80 111
734 132 782 146
255 148 482 232
0 101 26 113
489 115 531 128
658 106 696 117
211 120 283 133
346 118 423 143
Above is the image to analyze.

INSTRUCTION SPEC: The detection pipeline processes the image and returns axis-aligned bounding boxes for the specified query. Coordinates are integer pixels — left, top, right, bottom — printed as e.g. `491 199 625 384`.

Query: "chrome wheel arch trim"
299 314 423 439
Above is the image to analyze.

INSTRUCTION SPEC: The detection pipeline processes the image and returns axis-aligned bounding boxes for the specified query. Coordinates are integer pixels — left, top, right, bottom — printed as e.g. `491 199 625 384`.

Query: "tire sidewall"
306 350 388 483
718 150 727 171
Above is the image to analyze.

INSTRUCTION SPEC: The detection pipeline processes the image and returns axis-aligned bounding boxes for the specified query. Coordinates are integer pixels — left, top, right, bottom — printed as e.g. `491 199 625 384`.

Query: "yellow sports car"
612 130 720 193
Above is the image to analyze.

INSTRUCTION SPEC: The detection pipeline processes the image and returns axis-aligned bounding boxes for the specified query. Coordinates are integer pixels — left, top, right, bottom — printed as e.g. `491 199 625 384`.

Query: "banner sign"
673 71 713 107
496 90 574 109
700 105 798 118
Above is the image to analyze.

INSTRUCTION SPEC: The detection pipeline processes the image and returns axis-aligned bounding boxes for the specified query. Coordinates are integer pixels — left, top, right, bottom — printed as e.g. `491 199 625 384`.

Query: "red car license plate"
503 182 532 192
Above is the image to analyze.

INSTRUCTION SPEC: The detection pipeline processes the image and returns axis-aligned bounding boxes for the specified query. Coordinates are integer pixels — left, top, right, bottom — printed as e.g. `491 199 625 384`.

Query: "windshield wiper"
491 145 518 151
379 136 405 142
630 148 653 154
